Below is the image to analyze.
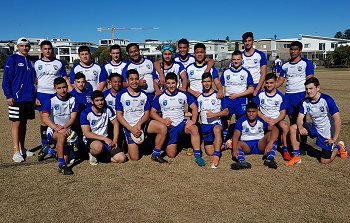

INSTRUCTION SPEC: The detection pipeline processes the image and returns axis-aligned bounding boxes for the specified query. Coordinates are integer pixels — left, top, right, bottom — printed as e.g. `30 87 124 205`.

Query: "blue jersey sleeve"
72 97 79 113
323 94 339 115
121 64 128 83
152 96 161 112
42 99 51 113
2 57 15 99
144 97 151 111
69 66 76 84
80 109 90 125
152 67 158 80
234 117 244 132
299 100 307 115
115 92 123 112
247 71 254 86
280 93 287 111
259 51 267 66
253 92 262 106
305 59 314 77
279 67 286 78
220 71 226 86
211 66 219 79
185 92 198 107
220 97 228 110
98 65 108 83
178 63 185 73
59 60 67 77
107 106 116 121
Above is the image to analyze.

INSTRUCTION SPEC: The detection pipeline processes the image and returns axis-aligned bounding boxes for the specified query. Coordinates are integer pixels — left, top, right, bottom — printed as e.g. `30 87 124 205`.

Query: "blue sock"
335 145 340 151
194 149 201 158
237 148 245 162
58 158 65 167
267 142 277 160
213 151 221 157
46 148 56 156
223 129 228 141
283 146 288 152
294 150 300 156
152 148 161 157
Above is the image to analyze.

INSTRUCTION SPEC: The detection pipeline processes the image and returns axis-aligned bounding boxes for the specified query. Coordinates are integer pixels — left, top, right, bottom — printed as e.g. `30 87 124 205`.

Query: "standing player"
34 40 71 156
198 72 229 168
2 37 36 162
231 102 279 170
241 32 267 97
70 45 108 91
81 90 126 165
254 73 291 160
285 77 347 166
186 43 224 99
104 44 127 76
276 41 314 124
274 55 282 73
150 72 206 167
41 77 78 175
116 69 168 163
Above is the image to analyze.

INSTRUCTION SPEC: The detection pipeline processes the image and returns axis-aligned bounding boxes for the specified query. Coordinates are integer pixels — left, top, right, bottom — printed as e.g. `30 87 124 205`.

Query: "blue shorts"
303 122 333 151
285 92 305 115
167 119 187 145
36 92 55 111
146 93 155 104
224 96 247 115
123 120 150 145
202 123 222 145
244 139 263 154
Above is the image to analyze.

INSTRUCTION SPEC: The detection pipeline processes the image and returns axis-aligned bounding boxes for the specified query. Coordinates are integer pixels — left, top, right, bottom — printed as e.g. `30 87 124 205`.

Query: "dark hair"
54 77 67 86
109 44 121 52
40 40 53 48
231 50 242 57
242 32 254 41
246 102 258 110
304 77 320 87
265 73 277 81
165 72 178 83
126 69 139 79
74 72 86 80
194 43 206 51
290 41 303 50
178 38 189 46
91 90 104 100
108 72 123 82
78 45 90 54
126 43 139 53
276 56 279 59
202 72 212 80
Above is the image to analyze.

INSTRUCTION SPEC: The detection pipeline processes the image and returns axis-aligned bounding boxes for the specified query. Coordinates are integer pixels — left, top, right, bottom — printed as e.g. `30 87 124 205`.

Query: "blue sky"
1 0 349 44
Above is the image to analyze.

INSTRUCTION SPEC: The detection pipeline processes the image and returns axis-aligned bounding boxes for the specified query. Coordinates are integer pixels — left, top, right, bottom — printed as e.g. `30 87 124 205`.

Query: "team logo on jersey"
242 60 245 65
163 100 168 106
211 99 216 105
140 100 145 106
320 106 325 112
274 101 279 106
190 70 194 76
254 59 258 64
240 75 244 80
284 68 288 73
86 96 91 103
53 65 58 70
126 100 130 106
18 63 24 67
178 98 184 104
245 128 249 132
261 99 264 104
146 64 151 69
38 65 43 70
108 69 112 74
91 120 96 126
258 127 263 132
93 71 98 76
226 75 230 80
307 106 311 112
298 66 302 71
54 104 59 110
108 101 113 105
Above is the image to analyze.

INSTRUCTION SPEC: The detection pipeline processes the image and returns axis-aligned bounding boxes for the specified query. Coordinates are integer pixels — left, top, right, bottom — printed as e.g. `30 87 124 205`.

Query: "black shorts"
321 148 333 159
8 101 35 121
86 139 123 156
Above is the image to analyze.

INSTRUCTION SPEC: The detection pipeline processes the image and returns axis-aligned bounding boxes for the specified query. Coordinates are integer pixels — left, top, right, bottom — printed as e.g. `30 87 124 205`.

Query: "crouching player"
231 102 279 170
198 72 229 168
150 72 206 167
285 77 347 166
41 77 78 175
80 90 126 165
254 73 291 160
116 69 168 163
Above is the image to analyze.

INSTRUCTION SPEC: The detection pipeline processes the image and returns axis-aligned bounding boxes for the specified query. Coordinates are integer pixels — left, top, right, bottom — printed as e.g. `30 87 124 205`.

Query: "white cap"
17 37 30 45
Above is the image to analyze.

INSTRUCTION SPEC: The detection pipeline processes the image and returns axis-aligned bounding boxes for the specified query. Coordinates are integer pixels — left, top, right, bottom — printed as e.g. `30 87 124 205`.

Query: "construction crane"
97 25 159 40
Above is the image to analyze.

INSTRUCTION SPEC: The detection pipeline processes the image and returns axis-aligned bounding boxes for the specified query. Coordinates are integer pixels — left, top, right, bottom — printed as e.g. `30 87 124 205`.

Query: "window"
319 43 325 50
331 42 337 48
284 44 291 48
304 43 310 48
261 44 267 49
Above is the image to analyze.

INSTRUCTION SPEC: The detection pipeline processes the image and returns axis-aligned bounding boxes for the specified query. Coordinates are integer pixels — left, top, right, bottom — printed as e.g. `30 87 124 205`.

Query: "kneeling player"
286 77 347 166
231 102 279 170
198 72 229 168
116 69 168 163
151 72 206 167
81 90 126 165
41 77 78 175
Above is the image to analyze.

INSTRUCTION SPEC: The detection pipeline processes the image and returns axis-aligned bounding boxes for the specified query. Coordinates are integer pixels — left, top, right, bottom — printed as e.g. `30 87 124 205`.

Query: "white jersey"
197 90 227 125
275 58 282 66
174 54 196 68
235 116 268 141
220 67 254 96
280 58 314 94
116 88 150 126
254 90 287 119
104 60 127 75
186 62 219 93
103 89 117 113
69 63 108 91
80 106 116 138
242 49 267 84
34 59 67 94
154 61 185 88
152 90 196 127
122 58 156 94
42 94 78 128
299 93 339 138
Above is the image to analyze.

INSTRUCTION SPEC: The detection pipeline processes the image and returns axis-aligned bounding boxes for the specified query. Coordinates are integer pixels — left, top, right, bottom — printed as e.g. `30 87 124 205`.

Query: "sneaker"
20 148 34 157
89 153 98 165
264 158 278 169
195 157 206 167
151 155 168 163
12 152 24 163
283 151 292 161
186 148 194 156
37 145 49 162
231 161 252 170
285 156 301 166
211 156 220 169
58 165 74 175
338 141 347 159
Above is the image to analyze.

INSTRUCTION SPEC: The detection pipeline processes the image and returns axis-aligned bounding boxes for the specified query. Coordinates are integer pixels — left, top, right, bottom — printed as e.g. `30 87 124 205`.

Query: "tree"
344 29 350 40
73 58 80 65
92 47 129 65
334 31 343 39
326 45 350 67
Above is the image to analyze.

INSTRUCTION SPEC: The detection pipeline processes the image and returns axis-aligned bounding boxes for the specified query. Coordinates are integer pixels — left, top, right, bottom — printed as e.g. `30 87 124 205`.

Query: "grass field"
1 70 350 222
